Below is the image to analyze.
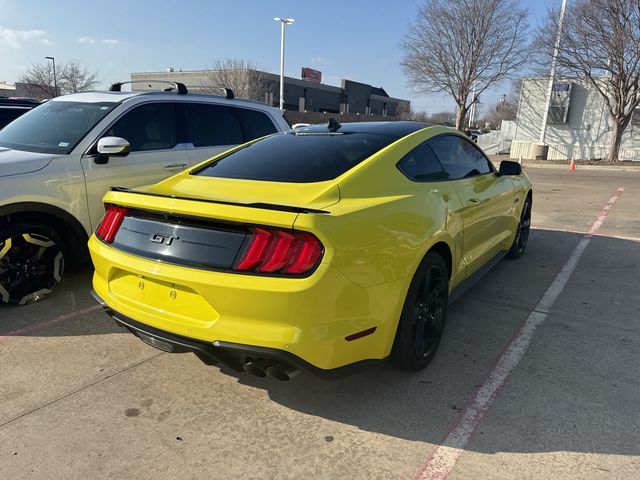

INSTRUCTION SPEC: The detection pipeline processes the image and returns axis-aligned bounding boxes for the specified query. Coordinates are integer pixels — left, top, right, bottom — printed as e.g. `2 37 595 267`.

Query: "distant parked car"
0 98 40 130
0 81 290 305
464 128 484 142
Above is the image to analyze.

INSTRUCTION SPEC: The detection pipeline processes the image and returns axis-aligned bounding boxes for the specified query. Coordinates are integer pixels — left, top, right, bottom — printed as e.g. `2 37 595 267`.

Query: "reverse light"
95 205 128 244
235 227 324 276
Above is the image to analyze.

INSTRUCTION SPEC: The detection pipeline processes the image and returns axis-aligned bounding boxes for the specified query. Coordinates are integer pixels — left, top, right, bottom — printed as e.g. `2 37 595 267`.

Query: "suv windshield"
195 131 397 183
0 101 117 154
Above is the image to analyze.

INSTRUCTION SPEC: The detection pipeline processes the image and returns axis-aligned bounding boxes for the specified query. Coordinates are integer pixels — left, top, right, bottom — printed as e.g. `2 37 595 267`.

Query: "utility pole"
468 81 478 128
539 0 568 145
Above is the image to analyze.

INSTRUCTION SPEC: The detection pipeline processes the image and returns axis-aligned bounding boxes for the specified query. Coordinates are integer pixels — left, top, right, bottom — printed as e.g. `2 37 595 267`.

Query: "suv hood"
0 147 56 177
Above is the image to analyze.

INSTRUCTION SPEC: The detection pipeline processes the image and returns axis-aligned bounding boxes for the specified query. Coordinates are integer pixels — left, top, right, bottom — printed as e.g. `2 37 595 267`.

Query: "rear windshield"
195 131 397 183
0 101 117 154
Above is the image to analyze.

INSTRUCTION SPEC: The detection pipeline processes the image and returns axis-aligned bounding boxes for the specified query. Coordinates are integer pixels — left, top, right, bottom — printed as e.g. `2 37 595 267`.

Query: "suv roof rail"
109 80 188 95
212 87 235 100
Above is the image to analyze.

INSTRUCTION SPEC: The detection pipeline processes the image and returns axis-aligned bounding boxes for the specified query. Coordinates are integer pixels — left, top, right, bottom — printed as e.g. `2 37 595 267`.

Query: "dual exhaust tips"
244 359 299 381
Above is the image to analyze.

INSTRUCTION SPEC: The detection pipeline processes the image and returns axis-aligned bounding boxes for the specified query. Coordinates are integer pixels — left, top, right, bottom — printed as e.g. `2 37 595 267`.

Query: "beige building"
512 77 640 161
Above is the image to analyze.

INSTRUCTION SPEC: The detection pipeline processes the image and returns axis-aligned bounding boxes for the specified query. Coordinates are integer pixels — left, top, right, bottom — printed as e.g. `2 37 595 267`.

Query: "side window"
397 142 447 182
236 108 278 141
428 135 492 180
183 103 244 147
106 103 177 152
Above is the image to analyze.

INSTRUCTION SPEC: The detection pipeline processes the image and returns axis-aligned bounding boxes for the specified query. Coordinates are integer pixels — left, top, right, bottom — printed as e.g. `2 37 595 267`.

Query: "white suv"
0 82 290 304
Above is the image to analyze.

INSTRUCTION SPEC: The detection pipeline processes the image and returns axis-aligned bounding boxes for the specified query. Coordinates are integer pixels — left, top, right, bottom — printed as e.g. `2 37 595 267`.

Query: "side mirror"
498 160 522 176
96 137 130 162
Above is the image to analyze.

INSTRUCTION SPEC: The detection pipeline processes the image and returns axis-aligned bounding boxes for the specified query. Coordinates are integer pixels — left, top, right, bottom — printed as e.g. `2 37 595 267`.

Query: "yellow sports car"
89 121 532 380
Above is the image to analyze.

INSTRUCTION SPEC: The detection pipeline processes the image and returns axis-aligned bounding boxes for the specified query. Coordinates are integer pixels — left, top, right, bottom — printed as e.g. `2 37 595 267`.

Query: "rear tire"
507 194 532 259
390 252 449 371
0 222 65 305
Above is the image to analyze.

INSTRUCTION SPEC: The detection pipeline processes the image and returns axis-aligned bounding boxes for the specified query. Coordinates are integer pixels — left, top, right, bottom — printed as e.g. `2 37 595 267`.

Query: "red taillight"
235 227 324 276
95 205 128 244
283 232 324 274
234 228 272 270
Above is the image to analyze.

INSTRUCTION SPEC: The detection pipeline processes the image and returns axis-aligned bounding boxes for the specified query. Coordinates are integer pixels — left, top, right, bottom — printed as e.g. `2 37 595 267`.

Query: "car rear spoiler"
109 187 329 215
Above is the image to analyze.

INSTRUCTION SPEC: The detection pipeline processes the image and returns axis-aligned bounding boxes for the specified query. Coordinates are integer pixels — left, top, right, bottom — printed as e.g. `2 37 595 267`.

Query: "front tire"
390 251 449 371
0 223 65 305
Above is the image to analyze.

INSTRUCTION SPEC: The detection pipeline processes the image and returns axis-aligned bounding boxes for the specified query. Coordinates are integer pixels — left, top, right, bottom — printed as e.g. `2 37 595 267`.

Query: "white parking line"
414 186 625 480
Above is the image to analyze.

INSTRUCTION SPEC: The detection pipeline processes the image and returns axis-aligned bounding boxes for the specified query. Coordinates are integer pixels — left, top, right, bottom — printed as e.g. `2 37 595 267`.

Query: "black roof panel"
297 121 432 138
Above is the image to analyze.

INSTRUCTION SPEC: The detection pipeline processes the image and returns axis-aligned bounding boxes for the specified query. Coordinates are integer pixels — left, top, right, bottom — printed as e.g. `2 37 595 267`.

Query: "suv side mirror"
95 137 130 164
498 160 522 176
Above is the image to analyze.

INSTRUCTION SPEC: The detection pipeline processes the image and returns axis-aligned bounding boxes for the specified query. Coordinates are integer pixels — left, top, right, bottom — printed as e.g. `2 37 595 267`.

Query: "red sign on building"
301 67 322 84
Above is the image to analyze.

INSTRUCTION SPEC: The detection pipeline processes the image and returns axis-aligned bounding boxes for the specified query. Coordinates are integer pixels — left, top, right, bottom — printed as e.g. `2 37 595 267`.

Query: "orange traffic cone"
569 159 576 171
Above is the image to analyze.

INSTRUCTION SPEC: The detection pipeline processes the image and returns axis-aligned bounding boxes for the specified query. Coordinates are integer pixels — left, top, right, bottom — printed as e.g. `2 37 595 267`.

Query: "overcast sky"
0 0 555 115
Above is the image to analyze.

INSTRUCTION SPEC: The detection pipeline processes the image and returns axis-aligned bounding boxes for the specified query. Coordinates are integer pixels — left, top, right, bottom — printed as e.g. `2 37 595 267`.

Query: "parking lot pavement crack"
0 352 164 429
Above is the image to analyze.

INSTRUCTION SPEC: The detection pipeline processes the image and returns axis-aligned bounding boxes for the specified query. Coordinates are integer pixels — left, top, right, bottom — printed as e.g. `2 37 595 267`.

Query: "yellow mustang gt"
89 121 532 381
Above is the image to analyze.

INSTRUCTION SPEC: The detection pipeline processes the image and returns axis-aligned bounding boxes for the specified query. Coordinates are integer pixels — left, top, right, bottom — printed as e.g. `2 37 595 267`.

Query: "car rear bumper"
92 289 383 379
89 236 407 373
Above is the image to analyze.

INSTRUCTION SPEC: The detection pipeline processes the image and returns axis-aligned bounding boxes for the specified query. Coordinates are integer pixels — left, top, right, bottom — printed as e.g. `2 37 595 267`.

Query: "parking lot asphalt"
1 165 639 480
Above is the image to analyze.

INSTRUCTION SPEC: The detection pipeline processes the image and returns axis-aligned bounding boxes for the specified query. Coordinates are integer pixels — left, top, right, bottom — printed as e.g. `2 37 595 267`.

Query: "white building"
512 77 640 161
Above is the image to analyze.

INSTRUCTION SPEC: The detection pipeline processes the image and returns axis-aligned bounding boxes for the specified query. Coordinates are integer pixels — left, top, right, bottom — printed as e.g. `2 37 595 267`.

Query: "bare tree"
19 60 99 99
537 0 640 163
486 82 521 128
61 62 99 93
485 97 517 128
19 62 58 99
202 58 270 102
401 0 529 130
427 111 457 125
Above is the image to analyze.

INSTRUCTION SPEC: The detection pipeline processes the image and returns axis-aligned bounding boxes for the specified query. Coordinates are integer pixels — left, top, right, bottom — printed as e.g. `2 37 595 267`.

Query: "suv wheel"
0 223 65 305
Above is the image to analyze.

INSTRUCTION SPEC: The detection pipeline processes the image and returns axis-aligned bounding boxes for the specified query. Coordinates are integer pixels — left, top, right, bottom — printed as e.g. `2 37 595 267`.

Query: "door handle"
163 163 187 171
468 198 480 204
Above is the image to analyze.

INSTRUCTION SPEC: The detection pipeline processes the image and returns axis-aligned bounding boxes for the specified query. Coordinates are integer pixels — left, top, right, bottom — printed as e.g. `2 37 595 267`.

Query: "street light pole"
539 0 568 145
468 81 478 128
273 17 294 111
45 56 57 97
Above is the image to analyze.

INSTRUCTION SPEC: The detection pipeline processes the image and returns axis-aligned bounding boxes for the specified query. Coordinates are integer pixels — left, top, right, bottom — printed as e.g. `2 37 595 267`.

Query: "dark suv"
0 98 40 130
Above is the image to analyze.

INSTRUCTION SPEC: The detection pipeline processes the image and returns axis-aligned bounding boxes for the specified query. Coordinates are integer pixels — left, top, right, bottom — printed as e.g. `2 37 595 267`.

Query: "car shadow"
0 269 124 337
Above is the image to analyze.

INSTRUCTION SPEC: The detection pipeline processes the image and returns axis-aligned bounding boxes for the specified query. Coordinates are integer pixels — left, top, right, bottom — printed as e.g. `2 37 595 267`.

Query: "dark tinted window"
0 101 116 154
184 103 243 147
106 103 177 152
397 142 447 182
428 135 492 179
237 108 277 140
0 108 30 130
196 132 396 183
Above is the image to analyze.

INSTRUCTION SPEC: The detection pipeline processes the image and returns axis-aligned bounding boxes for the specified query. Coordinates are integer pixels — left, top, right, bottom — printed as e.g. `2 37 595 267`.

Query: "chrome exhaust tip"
266 362 300 381
243 359 272 378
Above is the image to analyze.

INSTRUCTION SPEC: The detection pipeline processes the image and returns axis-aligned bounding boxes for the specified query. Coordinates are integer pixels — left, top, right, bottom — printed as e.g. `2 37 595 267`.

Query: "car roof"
50 90 281 112
297 121 434 138
0 97 40 107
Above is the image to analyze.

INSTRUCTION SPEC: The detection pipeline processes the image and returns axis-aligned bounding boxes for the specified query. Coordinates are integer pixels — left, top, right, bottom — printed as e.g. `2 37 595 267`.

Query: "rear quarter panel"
294 126 466 291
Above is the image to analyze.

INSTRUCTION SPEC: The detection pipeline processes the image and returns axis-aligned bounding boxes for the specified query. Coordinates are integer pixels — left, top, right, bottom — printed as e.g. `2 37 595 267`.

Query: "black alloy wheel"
507 195 532 259
391 252 449 370
0 224 65 305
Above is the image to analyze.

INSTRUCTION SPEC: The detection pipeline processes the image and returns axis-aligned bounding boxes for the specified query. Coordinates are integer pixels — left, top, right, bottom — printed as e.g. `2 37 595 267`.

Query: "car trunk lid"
99 178 337 272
